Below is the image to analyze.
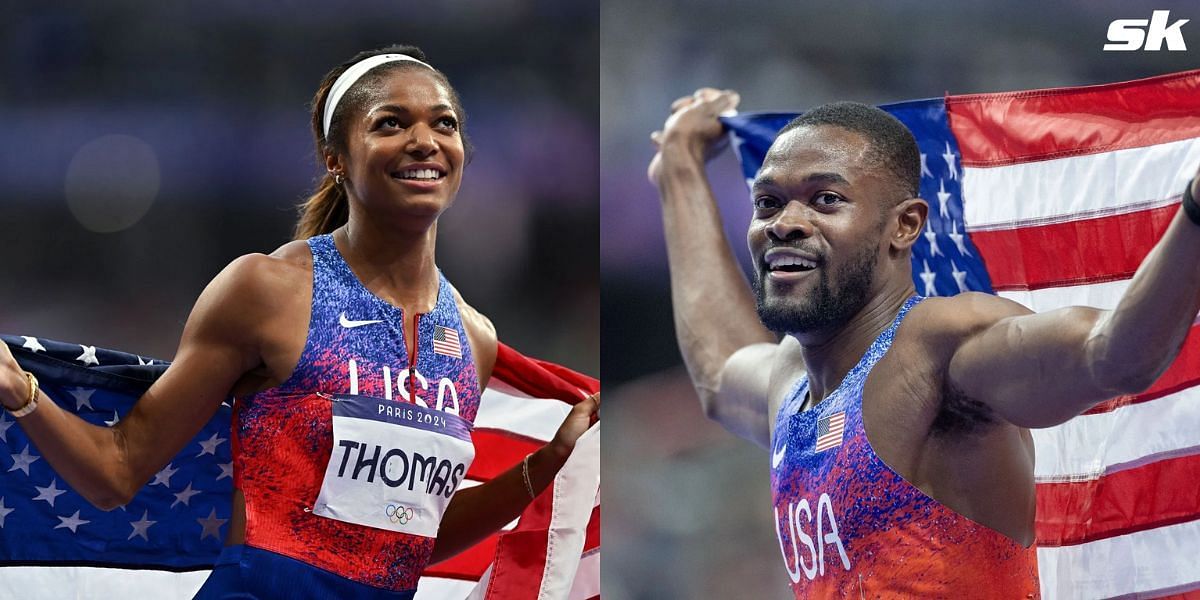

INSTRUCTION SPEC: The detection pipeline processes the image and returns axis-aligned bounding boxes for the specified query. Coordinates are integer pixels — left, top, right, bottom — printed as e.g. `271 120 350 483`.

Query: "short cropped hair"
778 101 920 199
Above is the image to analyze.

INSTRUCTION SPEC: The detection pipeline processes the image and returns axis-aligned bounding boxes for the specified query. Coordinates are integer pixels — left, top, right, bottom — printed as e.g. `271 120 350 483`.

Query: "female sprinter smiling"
0 45 598 599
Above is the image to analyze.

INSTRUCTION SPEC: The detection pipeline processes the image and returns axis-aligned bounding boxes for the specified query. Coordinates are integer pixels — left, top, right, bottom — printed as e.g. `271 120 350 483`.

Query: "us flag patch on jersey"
815 411 846 453
432 325 462 359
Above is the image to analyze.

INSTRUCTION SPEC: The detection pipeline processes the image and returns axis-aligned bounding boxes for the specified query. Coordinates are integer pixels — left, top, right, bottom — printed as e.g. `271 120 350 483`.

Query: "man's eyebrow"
752 172 850 189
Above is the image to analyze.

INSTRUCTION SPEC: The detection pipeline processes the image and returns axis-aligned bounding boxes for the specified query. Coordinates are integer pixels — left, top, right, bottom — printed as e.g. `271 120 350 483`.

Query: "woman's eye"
436 116 459 130
378 117 401 129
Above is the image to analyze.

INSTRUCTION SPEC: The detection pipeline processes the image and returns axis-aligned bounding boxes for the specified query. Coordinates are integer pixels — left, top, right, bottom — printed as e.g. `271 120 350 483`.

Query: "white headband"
321 53 435 139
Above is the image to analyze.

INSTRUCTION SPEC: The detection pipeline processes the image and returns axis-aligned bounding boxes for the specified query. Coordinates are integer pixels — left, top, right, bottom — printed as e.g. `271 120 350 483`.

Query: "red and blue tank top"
770 296 1040 598
231 234 481 592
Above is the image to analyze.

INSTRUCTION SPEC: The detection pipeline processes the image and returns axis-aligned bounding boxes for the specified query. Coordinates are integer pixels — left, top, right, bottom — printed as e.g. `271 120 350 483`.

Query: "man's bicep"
948 300 1110 429
705 343 779 449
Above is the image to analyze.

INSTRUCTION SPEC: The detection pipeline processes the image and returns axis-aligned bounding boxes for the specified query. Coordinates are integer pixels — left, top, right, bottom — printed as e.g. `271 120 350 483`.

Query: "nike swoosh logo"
771 442 787 469
339 312 383 328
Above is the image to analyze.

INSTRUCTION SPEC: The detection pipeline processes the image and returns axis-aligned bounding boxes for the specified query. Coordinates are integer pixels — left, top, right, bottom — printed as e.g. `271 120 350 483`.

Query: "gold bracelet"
9 371 40 418
521 453 536 500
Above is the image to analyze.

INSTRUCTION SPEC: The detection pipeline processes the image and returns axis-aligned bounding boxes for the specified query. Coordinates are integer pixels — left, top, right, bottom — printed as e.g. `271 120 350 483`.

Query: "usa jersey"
770 296 1039 598
231 234 481 592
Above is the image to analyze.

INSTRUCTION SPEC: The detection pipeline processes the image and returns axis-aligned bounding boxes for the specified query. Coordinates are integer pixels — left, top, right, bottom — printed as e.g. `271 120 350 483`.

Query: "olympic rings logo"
386 504 415 525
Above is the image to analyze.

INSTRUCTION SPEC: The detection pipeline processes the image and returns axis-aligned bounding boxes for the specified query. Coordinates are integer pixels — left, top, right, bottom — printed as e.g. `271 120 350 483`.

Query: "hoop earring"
333 173 344 185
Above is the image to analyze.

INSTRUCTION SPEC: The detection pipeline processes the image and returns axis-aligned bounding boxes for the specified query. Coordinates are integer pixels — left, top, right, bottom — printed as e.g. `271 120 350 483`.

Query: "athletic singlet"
769 296 1040 598
228 234 481 593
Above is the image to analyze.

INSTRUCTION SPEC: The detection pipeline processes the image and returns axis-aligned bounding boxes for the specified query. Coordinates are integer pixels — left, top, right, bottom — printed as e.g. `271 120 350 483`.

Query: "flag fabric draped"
0 334 599 599
723 68 1200 600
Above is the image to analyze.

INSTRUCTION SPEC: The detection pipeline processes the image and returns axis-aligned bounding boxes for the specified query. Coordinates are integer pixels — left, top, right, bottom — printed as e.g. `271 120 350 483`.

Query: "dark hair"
778 101 920 200
294 44 472 240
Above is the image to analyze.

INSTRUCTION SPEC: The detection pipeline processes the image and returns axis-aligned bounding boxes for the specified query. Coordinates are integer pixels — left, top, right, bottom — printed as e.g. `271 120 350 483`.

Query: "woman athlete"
0 45 599 598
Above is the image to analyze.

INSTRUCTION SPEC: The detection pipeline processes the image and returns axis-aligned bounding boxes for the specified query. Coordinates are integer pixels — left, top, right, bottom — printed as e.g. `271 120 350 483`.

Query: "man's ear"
890 198 928 254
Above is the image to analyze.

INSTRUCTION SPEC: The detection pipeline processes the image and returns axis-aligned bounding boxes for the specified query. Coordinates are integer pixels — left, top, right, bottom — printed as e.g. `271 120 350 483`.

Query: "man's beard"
754 242 877 335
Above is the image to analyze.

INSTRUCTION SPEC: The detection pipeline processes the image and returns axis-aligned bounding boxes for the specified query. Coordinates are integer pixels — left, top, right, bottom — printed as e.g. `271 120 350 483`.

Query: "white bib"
313 394 475 538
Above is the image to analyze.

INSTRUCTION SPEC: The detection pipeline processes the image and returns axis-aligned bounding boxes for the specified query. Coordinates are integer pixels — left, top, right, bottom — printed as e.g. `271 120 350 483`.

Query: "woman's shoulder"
447 286 498 385
181 241 314 353
449 288 496 342
209 240 313 302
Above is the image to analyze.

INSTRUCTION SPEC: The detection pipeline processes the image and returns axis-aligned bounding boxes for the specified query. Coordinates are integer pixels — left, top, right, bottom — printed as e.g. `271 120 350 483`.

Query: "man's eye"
754 196 781 210
814 192 842 206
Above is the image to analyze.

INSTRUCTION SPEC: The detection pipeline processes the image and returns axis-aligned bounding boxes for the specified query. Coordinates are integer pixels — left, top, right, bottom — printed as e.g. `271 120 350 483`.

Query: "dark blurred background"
600 1 1197 598
0 1 598 377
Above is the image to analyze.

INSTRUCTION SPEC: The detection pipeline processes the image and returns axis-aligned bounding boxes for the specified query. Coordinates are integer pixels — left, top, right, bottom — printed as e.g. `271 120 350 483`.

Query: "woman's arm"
0 254 278 509
430 393 599 563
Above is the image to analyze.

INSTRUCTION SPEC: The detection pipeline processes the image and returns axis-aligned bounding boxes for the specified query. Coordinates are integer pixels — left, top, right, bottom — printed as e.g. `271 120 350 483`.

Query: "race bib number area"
313 394 475 538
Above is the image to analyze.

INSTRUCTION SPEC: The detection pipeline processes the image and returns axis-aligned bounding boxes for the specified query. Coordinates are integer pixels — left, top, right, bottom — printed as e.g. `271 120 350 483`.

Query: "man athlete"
648 88 1200 597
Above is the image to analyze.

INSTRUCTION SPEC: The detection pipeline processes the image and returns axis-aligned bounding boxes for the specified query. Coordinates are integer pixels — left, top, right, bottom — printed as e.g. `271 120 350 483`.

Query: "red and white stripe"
418 342 600 600
948 69 1200 600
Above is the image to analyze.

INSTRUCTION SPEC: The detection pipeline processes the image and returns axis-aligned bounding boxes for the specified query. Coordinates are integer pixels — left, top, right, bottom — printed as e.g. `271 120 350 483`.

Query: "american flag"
724 69 1200 599
0 335 599 600
0 338 230 574
433 325 463 360
814 411 846 453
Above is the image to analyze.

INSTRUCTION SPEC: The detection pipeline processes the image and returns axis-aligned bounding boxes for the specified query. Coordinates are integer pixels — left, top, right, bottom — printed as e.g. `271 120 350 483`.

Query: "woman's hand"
432 391 600 562
0 340 30 411
546 392 600 461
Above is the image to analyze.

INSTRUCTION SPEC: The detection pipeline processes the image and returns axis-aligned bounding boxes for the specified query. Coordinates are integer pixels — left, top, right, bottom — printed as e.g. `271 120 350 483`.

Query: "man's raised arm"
948 174 1200 428
649 88 782 448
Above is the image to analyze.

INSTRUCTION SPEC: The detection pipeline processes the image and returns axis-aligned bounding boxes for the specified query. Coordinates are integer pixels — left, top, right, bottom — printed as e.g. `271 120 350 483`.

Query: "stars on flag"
942 142 959 180
920 260 938 297
68 387 95 411
936 179 951 220
54 510 90 534
0 497 13 527
0 414 13 443
924 222 942 257
9 445 40 476
152 463 178 487
33 478 67 508
216 462 233 481
21 337 45 353
171 483 200 508
196 432 226 457
128 510 156 541
906 112 989 298
75 345 99 366
197 507 227 541
104 410 120 427
950 261 969 293
948 222 970 256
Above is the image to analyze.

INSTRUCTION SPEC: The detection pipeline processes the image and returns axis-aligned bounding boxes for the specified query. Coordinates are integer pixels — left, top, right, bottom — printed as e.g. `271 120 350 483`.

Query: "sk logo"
1104 10 1189 51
